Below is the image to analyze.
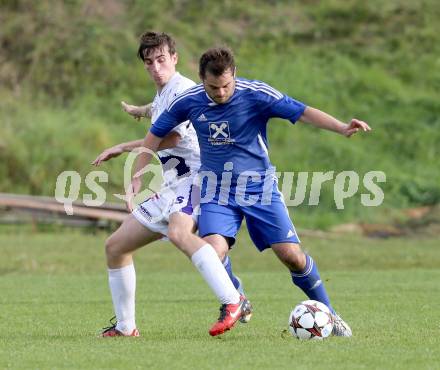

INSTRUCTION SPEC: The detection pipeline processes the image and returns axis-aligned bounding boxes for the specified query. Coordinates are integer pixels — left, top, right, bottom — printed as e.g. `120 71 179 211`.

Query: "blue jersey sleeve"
244 79 307 124
149 97 190 137
267 95 307 124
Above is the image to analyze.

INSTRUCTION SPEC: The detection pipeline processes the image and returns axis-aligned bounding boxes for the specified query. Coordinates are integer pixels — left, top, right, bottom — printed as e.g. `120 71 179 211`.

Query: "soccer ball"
288 300 334 340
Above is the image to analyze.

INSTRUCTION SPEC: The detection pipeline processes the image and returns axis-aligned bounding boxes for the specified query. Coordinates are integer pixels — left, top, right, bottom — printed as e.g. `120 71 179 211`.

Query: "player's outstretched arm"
299 107 371 137
121 101 153 120
91 131 181 167
91 139 144 166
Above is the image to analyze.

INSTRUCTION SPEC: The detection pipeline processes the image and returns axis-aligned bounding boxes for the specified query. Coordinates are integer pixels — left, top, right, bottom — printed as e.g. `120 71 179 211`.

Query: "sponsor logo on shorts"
139 205 152 221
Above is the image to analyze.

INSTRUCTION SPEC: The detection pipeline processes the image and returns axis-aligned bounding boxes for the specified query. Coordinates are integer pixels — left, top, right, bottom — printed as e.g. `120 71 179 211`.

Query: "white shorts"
132 176 198 237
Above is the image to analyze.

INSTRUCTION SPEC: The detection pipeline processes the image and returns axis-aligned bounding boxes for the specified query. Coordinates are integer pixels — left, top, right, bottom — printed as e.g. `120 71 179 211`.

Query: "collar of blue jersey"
205 91 218 106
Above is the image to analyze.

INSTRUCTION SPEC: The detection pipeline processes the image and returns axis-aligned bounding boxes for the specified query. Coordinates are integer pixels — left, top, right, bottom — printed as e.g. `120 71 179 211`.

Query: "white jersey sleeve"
163 75 195 137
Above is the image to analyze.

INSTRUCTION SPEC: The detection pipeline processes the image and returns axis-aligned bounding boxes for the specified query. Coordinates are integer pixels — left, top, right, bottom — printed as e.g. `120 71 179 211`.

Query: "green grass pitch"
0 230 439 369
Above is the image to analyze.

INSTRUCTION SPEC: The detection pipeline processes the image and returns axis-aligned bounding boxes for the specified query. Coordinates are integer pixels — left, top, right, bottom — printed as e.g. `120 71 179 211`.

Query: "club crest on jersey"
208 121 235 145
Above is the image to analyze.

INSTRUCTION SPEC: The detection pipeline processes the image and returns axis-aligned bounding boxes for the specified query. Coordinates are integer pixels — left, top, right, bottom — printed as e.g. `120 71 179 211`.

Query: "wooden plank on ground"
0 194 127 222
0 193 127 211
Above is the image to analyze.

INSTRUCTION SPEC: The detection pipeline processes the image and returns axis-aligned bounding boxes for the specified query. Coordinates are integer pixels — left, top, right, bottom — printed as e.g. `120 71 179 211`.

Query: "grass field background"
1 228 439 369
1 0 440 228
1 1 439 368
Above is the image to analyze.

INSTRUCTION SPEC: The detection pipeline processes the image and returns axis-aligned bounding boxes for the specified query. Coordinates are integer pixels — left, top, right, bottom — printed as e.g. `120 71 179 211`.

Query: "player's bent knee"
105 235 123 258
203 235 229 260
167 226 188 247
213 246 228 261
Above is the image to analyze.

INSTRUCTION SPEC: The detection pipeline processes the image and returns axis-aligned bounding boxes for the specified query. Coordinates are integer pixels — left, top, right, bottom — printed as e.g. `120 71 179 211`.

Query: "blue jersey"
150 77 306 179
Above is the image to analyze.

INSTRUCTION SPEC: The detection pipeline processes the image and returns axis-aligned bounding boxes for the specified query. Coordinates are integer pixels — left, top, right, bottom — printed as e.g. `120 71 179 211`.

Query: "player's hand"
91 146 124 166
126 176 142 212
341 119 371 138
121 101 145 121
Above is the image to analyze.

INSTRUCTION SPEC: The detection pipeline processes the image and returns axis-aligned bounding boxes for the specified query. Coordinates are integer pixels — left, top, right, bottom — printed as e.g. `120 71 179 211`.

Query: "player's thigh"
168 211 197 240
106 214 162 255
243 196 300 252
167 211 209 257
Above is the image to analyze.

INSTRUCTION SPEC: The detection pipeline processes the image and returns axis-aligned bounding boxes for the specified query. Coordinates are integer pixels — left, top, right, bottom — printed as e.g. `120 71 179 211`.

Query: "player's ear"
233 67 237 78
172 52 178 65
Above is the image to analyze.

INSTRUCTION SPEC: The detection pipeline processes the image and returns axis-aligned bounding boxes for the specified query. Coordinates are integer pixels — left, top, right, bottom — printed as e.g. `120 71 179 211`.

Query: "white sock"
191 244 240 305
108 263 136 334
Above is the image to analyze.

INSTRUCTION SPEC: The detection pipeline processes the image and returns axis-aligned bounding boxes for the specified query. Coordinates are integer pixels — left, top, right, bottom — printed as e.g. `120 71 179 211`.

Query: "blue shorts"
198 182 300 251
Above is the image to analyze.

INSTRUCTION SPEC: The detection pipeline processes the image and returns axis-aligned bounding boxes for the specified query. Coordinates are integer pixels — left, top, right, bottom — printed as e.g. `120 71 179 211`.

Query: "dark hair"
199 47 235 79
137 31 176 61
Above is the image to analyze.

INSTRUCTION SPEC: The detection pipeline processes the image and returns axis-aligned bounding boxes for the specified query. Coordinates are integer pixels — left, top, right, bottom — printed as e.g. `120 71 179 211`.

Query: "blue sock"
223 256 240 290
291 254 335 314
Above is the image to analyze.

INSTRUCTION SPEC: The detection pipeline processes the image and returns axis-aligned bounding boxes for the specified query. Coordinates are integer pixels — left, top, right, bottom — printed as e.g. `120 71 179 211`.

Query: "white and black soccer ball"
288 300 334 340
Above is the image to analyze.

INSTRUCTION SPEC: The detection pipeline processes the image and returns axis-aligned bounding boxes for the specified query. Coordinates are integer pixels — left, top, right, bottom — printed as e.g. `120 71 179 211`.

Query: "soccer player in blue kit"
130 47 371 336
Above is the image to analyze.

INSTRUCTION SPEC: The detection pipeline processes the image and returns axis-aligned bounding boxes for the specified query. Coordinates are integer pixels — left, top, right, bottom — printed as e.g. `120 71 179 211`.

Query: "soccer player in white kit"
93 32 251 337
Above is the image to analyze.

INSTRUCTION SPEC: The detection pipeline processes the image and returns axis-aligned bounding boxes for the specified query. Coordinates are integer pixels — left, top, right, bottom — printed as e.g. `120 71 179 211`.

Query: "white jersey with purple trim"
151 72 200 182
131 72 200 236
